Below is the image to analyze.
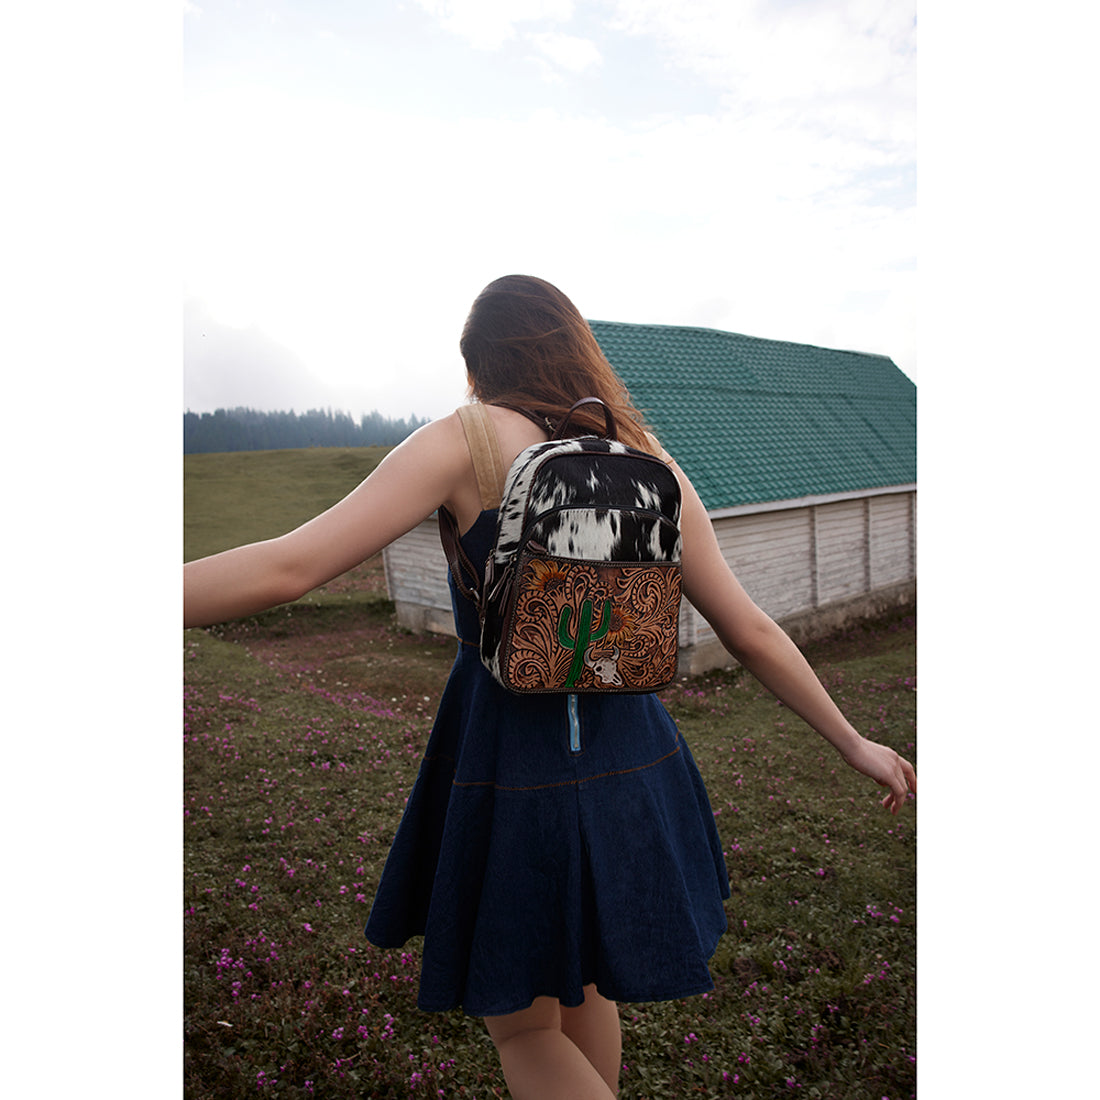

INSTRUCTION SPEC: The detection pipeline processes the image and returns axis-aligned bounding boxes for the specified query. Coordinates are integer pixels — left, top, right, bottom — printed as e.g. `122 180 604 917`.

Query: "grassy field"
184 446 393 603
184 447 392 561
184 449 916 1099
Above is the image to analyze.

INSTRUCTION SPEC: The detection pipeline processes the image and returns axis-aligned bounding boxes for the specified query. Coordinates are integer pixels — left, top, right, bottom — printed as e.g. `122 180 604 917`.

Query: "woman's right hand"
839 735 917 814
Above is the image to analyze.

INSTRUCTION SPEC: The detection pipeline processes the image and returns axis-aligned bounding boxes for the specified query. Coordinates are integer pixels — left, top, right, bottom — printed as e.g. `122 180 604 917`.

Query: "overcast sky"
183 0 916 421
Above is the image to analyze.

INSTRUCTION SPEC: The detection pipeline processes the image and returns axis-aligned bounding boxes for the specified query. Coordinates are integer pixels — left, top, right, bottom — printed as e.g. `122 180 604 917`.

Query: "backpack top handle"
552 397 618 442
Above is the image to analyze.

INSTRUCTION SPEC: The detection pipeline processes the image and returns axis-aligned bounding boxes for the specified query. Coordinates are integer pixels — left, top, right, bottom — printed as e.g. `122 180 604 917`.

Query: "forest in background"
183 406 429 453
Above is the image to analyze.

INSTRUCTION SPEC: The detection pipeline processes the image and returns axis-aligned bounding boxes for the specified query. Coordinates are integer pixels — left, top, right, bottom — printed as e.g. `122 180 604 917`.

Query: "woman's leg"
484 993 618 1100
560 984 622 1095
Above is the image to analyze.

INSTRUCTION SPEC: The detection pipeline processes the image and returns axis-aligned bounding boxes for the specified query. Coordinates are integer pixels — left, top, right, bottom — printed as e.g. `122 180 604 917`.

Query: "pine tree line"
183 407 430 454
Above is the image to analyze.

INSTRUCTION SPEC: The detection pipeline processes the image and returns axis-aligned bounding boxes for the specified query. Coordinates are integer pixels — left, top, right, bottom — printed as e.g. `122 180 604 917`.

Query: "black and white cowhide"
489 438 682 571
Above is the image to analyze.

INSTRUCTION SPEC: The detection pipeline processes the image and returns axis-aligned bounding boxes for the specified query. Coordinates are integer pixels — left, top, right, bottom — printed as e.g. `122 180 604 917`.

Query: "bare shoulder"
365 410 473 503
643 430 675 465
390 409 467 464
410 408 466 442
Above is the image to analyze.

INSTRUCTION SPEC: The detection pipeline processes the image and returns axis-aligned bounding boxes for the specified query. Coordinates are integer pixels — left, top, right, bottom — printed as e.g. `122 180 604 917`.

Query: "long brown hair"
460 275 658 454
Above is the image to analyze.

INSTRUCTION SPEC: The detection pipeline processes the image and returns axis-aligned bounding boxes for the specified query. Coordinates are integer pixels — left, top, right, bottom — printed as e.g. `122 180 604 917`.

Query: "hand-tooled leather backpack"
440 398 682 694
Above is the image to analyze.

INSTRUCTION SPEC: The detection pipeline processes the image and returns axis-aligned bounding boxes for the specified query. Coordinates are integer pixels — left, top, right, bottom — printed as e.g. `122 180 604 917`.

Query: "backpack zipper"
567 693 581 754
524 502 679 530
517 506 680 561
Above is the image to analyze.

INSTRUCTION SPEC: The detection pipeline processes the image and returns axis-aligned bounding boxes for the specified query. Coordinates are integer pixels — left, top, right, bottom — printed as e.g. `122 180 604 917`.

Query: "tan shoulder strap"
456 403 507 509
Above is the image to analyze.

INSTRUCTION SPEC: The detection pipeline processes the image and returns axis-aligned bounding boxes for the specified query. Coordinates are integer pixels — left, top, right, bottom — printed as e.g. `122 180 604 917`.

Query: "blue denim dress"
364 510 730 1016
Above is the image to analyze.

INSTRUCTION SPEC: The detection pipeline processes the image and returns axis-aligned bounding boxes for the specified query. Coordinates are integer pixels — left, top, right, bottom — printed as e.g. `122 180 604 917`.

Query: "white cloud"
609 0 915 149
527 31 602 74
414 0 575 50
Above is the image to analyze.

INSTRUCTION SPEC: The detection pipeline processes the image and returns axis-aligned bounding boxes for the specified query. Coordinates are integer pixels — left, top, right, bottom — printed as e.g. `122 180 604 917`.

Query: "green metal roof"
589 320 916 512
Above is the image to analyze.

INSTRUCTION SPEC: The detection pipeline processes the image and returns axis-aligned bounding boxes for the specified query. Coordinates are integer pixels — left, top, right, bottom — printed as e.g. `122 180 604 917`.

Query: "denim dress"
364 509 730 1017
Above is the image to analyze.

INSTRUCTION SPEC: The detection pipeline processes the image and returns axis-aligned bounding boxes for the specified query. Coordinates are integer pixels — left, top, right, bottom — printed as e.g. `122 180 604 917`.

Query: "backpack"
440 398 682 694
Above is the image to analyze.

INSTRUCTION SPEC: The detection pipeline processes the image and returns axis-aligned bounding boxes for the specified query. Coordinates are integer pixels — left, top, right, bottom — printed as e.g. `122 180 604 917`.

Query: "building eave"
706 483 917 520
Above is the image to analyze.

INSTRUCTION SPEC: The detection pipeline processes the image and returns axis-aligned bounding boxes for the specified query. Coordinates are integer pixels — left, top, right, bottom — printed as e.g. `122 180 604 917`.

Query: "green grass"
184 606 915 1099
184 446 390 561
184 449 916 1098
184 446 393 608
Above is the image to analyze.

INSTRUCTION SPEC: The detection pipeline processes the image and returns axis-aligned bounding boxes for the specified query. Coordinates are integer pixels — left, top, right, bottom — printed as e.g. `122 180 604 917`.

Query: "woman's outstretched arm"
184 413 469 629
672 459 916 813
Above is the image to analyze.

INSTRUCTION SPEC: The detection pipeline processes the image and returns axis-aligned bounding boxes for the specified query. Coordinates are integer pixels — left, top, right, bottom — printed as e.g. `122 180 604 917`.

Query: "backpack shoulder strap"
438 403 506 604
456 402 507 510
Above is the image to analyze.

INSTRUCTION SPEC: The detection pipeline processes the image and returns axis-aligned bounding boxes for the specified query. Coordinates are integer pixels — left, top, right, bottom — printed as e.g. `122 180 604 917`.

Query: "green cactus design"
558 598 612 689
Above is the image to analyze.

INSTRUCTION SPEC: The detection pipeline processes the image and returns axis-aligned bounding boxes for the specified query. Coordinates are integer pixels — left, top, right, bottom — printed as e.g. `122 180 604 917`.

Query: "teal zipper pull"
567 693 581 754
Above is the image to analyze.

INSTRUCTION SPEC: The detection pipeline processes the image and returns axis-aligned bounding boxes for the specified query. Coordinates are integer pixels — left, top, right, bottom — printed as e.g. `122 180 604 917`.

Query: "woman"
184 275 915 1100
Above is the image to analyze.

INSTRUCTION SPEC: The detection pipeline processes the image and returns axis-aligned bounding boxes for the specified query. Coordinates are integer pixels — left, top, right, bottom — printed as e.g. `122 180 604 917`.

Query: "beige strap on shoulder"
456 403 507 510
